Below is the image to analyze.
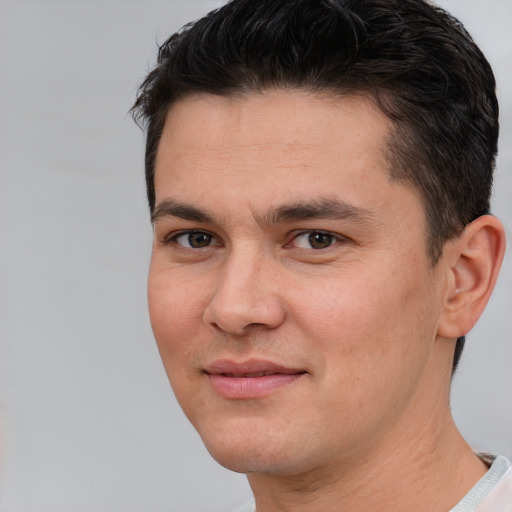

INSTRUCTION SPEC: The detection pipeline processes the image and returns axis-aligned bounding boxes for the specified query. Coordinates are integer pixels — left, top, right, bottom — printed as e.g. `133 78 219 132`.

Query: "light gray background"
0 1 510 511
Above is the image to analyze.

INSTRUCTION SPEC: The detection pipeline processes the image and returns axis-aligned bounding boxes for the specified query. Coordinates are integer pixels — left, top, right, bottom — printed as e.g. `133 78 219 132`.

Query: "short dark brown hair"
132 0 499 370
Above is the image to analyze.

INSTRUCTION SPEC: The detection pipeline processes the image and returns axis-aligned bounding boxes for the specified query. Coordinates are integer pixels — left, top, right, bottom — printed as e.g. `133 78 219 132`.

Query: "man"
131 0 510 510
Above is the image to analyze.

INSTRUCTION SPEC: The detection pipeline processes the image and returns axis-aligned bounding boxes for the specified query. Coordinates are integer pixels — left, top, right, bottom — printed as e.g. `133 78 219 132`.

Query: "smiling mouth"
219 371 297 378
205 360 306 399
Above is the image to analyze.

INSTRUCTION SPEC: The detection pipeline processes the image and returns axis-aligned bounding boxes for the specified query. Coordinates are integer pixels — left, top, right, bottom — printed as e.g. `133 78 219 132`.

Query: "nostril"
203 294 286 335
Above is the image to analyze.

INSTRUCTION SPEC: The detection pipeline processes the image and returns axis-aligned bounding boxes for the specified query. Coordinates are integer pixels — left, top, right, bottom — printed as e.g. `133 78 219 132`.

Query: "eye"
173 231 216 248
291 231 340 249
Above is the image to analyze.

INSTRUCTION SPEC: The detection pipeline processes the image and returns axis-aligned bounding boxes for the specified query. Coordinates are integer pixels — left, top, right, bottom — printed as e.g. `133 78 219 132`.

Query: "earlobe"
437 215 506 339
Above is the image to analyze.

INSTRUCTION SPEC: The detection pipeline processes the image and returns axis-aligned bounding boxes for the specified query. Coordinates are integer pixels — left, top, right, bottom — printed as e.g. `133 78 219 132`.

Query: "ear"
437 215 506 339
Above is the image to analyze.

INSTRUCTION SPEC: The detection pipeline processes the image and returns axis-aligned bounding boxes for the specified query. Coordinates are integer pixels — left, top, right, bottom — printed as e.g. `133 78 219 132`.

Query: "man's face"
149 91 450 475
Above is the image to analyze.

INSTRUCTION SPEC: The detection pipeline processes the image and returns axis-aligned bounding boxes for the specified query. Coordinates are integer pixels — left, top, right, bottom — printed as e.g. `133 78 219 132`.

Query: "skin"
148 90 504 511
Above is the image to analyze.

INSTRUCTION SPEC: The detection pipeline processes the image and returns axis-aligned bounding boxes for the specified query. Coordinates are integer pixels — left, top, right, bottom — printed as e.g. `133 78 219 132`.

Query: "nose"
202 249 286 336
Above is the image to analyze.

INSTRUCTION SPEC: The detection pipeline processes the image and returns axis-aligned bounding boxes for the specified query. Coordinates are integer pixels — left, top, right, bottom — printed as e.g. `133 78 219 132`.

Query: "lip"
205 359 307 399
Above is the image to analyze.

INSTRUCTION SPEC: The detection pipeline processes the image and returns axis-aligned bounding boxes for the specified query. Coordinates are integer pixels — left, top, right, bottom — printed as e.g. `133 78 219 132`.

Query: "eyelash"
164 230 220 249
163 229 345 250
288 230 344 250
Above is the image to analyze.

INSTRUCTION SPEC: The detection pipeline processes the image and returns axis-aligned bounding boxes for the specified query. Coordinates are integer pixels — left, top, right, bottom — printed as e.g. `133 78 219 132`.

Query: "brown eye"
308 232 334 249
189 232 212 248
174 231 214 248
291 231 339 249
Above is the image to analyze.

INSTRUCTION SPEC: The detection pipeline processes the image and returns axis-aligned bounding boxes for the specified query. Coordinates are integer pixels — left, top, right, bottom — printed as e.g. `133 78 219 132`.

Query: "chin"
196 421 319 476
206 445 298 475
200 430 274 473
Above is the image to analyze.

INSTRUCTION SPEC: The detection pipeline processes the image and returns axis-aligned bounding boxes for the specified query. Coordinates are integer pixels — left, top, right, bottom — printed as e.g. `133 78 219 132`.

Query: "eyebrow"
261 199 376 226
151 200 214 224
152 197 376 228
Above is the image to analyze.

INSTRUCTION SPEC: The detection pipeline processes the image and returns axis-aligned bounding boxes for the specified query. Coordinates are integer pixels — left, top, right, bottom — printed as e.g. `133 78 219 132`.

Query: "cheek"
293 270 398 343
147 274 209 421
292 270 438 441
293 266 436 383
147 270 207 369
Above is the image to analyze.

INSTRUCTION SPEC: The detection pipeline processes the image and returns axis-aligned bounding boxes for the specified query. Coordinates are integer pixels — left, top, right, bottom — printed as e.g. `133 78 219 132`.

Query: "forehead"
157 90 392 161
153 90 424 231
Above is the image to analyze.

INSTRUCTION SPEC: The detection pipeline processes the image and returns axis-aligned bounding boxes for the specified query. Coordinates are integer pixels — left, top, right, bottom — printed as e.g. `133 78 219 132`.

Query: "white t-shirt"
233 455 512 512
452 455 512 512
